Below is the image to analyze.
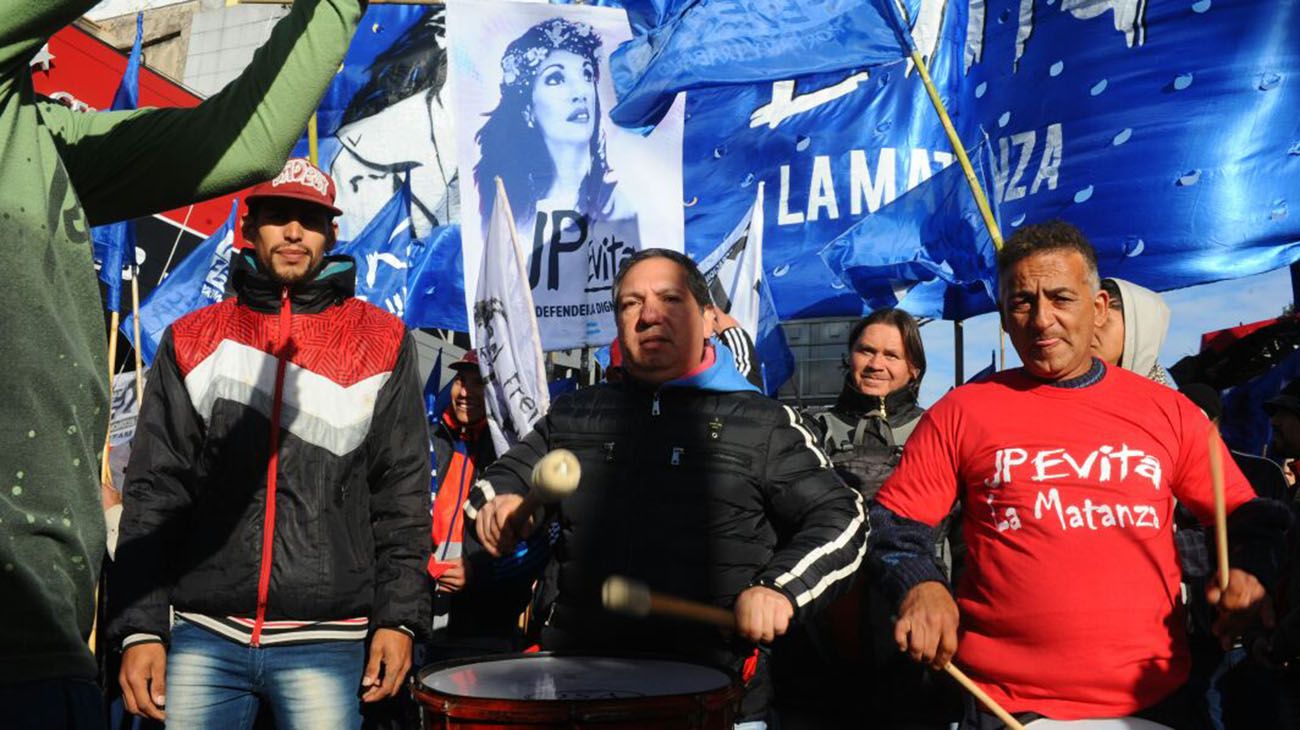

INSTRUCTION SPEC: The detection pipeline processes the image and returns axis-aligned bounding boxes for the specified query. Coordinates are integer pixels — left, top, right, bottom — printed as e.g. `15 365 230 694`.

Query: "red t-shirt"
876 363 1254 720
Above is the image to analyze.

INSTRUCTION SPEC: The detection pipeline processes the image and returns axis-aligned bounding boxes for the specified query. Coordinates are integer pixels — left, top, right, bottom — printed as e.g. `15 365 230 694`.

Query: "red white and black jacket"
109 251 431 648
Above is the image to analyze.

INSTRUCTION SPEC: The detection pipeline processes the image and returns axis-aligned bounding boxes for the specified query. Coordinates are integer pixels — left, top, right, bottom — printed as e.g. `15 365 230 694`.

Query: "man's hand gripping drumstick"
477 449 580 557
602 575 794 646
608 575 1026 730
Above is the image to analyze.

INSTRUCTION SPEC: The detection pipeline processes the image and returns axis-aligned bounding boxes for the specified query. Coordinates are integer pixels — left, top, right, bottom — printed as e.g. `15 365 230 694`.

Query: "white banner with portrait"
449 0 685 351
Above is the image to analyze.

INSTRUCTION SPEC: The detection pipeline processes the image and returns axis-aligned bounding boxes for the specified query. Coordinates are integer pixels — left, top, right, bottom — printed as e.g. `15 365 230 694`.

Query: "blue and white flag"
681 0 1300 321
819 142 998 320
610 0 912 127
405 224 468 332
335 182 415 318
123 199 239 365
700 181 795 395
424 348 444 422
92 12 144 313
473 179 551 454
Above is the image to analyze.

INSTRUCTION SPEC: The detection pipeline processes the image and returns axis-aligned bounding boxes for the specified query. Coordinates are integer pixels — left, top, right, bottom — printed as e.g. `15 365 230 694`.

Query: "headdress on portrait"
498 18 603 94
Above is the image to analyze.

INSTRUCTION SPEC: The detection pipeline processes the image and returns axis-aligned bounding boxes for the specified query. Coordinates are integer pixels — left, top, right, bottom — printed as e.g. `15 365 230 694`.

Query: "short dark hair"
846 308 927 389
611 248 713 311
998 220 1100 292
1100 278 1123 311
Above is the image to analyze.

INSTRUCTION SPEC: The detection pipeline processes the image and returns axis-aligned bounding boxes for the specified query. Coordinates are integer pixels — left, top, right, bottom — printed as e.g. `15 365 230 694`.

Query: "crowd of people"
5 3 1300 730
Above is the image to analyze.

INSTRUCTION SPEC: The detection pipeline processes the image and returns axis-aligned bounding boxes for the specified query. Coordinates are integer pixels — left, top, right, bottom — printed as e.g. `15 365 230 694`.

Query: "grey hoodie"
1109 278 1172 385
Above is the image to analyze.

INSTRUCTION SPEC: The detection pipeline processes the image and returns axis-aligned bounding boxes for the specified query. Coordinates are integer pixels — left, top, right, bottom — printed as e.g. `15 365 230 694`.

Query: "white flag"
472 178 551 454
703 181 766 336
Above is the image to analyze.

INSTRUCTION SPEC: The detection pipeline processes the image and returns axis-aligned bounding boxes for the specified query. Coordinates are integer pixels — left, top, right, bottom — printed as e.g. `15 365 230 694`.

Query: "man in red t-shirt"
869 221 1291 726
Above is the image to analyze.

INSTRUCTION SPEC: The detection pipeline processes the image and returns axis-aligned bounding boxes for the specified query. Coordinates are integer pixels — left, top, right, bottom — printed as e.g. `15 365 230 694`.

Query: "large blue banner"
680 0 1300 320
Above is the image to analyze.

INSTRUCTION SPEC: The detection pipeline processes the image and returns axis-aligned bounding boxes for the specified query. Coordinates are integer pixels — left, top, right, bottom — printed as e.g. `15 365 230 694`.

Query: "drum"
413 653 742 729
1024 719 1174 729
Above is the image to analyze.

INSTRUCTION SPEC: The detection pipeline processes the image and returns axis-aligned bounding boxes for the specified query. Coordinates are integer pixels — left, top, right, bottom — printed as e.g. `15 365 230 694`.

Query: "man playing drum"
869 221 1292 728
469 249 866 727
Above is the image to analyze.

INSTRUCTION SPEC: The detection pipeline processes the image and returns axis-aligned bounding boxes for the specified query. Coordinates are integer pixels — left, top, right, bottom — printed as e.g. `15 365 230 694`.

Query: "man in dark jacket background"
468 249 866 726
108 159 431 728
427 351 545 653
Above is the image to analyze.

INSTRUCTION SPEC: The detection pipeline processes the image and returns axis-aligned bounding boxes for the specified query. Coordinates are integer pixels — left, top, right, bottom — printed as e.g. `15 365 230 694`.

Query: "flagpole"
307 113 320 166
101 313 121 488
909 47 1007 373
130 267 145 403
953 319 964 386
909 49 1002 251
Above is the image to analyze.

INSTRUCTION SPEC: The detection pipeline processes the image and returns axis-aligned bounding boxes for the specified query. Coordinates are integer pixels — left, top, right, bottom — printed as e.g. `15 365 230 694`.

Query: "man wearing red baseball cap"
110 159 431 728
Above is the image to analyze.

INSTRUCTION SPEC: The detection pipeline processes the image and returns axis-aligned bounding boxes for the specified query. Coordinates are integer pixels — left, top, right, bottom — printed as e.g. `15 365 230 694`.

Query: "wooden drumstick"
1208 425 1230 593
607 577 1027 729
602 575 736 629
516 448 581 518
499 449 580 552
942 663 1026 730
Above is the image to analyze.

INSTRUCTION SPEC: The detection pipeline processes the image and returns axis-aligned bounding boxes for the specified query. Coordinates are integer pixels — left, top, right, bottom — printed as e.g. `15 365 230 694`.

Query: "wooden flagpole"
100 313 121 488
130 268 145 403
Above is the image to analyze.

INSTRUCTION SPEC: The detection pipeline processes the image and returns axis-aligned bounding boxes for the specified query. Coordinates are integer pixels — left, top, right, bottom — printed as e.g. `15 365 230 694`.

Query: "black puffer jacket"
810 377 925 499
109 253 431 645
465 350 865 719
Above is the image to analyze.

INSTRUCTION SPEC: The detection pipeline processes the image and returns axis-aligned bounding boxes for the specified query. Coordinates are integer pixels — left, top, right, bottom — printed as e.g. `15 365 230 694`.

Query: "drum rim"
412 651 743 722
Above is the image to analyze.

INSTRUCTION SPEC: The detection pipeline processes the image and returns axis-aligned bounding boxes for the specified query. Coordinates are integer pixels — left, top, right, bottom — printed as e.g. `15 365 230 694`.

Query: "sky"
916 265 1293 407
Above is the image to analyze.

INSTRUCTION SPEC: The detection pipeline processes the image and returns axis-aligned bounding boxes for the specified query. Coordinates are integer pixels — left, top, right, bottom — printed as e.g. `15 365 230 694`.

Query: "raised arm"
39 0 364 225
0 1 94 72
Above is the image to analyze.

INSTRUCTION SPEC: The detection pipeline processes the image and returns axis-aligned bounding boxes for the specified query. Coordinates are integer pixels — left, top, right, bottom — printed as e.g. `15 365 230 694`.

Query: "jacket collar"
440 410 486 442
833 374 918 422
230 249 356 314
623 340 762 394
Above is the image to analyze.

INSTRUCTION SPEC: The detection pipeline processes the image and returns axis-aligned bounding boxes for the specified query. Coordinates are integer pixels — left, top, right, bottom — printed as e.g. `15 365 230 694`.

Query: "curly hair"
998 220 1100 291
473 18 615 236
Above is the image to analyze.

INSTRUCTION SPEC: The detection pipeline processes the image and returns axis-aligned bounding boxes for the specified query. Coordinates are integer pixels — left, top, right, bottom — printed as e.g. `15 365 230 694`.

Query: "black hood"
832 373 921 426
230 250 356 314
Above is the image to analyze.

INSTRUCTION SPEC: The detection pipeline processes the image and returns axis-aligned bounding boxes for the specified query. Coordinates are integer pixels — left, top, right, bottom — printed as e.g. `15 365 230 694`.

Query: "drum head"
420 655 733 701
1024 719 1174 729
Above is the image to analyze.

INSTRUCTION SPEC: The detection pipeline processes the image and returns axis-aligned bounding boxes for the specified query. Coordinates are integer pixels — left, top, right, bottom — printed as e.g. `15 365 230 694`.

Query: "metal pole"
954 319 965 387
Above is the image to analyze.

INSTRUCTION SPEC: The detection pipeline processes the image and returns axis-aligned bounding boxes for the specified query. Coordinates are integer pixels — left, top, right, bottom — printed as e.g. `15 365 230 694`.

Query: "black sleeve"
867 501 950 611
753 405 867 621
718 326 764 390
366 333 433 634
463 414 554 523
1224 497 1293 590
108 331 201 647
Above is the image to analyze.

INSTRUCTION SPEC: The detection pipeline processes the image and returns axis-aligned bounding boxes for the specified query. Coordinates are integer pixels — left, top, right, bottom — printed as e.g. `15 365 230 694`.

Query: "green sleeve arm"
0 1 94 72
38 0 365 226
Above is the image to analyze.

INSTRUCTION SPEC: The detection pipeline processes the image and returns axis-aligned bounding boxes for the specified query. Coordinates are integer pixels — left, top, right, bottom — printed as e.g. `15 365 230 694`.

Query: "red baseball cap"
449 350 481 374
246 158 343 216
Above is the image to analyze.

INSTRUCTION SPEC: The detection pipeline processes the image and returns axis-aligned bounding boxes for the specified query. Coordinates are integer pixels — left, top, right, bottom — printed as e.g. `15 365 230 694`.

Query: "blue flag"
335 182 416 317
1221 348 1300 457
405 224 468 332
819 143 998 320
423 349 444 421
610 0 911 127
122 199 240 365
92 12 144 313
681 0 1300 321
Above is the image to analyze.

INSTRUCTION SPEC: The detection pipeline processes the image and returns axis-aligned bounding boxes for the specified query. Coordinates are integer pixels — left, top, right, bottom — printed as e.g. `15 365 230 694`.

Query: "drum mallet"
602 575 736 630
508 448 581 532
608 576 1026 730
941 663 1026 730
1208 425 1231 593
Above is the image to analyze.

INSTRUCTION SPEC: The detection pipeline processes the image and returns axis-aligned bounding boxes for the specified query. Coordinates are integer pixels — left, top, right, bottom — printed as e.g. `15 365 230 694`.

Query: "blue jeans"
166 618 365 729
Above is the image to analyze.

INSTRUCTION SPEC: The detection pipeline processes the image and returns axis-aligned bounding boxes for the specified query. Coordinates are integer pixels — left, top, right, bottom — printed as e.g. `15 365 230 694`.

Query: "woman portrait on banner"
331 7 456 241
473 17 641 340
